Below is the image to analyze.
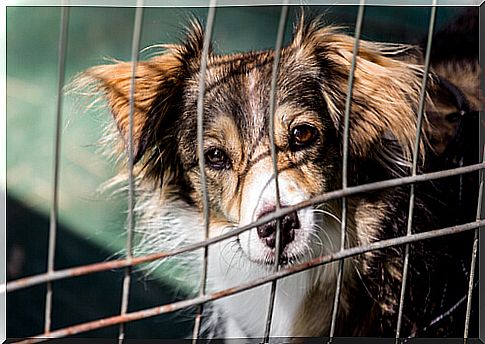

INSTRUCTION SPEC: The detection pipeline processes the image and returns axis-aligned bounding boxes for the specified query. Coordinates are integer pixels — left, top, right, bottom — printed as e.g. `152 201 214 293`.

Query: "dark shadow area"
6 195 193 339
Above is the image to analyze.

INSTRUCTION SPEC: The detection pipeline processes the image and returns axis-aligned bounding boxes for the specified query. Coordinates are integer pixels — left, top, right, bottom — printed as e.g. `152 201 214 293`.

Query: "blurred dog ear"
292 18 427 169
73 19 207 184
81 53 184 163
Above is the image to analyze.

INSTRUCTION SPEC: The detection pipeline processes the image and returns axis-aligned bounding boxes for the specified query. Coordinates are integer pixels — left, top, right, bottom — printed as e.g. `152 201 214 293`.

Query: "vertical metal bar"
118 2 144 341
394 3 437 342
192 1 217 342
328 2 365 342
263 3 289 343
463 147 485 341
44 4 69 335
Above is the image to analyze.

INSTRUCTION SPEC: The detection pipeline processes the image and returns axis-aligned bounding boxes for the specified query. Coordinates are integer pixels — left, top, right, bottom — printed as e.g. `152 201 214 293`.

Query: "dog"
74 8 480 340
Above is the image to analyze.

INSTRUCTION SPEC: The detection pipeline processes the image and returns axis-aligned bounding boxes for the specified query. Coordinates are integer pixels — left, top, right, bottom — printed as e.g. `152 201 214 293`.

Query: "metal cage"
4 2 484 343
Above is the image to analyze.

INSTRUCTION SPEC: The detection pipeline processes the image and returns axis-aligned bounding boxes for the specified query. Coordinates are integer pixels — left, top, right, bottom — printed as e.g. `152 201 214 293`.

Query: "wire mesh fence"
4 3 483 344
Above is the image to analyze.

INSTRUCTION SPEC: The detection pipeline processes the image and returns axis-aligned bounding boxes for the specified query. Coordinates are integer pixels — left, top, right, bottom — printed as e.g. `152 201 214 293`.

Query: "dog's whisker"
312 207 342 225
312 223 337 253
307 229 326 258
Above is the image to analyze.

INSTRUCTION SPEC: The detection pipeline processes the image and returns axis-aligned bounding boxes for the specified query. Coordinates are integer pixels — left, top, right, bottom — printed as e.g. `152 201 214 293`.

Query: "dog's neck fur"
133 188 352 339
208 222 347 338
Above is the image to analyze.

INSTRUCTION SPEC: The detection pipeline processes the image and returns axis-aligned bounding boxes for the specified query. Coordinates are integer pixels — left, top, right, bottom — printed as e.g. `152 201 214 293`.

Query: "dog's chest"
208 241 311 338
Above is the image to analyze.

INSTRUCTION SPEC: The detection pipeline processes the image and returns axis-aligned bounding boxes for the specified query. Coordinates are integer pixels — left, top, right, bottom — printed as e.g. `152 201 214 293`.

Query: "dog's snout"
256 209 299 249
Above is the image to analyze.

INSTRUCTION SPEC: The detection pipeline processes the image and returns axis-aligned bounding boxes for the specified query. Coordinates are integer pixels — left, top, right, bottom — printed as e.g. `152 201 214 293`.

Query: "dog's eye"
290 124 318 150
205 148 231 170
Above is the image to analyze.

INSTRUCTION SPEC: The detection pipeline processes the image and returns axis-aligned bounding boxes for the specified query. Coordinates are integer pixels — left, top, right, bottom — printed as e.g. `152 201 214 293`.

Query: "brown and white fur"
74 9 480 340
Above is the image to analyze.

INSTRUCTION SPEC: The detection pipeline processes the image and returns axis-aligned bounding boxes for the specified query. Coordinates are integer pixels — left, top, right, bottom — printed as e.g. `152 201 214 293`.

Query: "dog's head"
79 17 425 267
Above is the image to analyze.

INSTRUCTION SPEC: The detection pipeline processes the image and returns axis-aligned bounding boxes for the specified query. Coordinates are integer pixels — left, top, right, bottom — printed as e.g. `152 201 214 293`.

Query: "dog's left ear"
292 20 426 163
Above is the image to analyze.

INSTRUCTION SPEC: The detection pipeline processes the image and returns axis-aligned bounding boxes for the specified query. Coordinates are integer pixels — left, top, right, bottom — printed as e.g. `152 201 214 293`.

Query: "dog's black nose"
257 209 299 249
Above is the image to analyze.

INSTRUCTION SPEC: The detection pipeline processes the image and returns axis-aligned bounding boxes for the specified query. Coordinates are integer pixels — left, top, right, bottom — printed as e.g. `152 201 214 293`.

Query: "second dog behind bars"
75 9 480 340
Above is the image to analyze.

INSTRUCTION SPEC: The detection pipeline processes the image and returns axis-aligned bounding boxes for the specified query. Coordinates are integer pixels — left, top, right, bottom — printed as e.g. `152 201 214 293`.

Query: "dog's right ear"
74 52 188 190
73 19 207 185
81 53 183 164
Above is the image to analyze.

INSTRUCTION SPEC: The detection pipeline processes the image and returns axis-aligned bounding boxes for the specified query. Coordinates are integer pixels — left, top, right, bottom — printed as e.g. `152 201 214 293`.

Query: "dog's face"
176 47 343 265
81 19 425 268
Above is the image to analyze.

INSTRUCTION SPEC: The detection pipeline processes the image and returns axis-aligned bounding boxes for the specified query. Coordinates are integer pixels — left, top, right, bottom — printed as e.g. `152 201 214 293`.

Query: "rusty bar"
5 162 485 294
263 3 289 343
395 3 437 342
463 147 485 340
12 219 484 344
328 2 365 341
118 2 144 341
192 1 217 342
44 5 69 335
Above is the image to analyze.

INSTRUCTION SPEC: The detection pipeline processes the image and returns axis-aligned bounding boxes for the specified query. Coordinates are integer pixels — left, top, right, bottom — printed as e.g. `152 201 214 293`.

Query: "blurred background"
6 4 470 340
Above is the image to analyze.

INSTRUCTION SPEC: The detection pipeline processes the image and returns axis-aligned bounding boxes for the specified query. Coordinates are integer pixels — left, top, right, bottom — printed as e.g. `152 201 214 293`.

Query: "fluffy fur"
73 9 480 340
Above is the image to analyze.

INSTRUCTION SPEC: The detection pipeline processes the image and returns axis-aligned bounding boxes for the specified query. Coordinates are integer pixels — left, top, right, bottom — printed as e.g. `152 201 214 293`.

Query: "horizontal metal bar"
5 162 485 293
12 219 484 344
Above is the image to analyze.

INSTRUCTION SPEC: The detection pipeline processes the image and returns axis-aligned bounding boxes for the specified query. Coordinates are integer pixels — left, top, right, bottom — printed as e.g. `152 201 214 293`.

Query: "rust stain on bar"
7 253 170 292
6 160 485 294
11 219 484 344
6 162 485 294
